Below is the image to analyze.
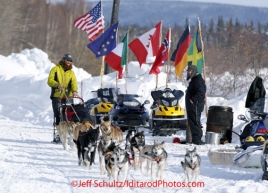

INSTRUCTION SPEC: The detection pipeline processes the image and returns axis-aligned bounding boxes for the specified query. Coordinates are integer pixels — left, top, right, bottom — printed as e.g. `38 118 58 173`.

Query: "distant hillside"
98 1 268 27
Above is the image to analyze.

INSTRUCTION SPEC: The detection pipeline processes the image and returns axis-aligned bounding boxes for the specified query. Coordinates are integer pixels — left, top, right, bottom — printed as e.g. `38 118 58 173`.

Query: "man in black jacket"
185 65 206 145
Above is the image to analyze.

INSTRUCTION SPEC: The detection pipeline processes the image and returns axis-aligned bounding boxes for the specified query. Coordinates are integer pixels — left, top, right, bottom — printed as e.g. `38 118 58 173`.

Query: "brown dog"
73 120 94 142
98 116 123 145
57 121 79 151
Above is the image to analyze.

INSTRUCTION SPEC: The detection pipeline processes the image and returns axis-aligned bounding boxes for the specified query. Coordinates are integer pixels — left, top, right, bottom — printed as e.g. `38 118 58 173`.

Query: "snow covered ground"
0 48 268 193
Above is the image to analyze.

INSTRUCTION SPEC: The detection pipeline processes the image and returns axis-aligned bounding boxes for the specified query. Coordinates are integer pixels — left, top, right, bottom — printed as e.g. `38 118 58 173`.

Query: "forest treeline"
1 0 268 98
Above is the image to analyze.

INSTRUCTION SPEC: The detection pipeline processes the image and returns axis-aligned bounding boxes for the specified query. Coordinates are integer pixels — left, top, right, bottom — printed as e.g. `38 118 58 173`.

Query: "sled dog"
140 141 167 181
181 147 201 183
57 121 78 151
98 134 117 178
77 128 100 169
114 146 130 181
127 130 145 169
98 116 123 145
73 120 94 142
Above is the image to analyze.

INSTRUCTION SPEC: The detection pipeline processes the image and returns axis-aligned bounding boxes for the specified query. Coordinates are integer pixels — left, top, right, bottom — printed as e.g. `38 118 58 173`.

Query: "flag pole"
125 31 129 94
100 56 105 87
197 17 208 117
116 72 118 89
166 26 171 88
155 21 162 91
81 76 83 98
115 24 120 91
100 0 105 88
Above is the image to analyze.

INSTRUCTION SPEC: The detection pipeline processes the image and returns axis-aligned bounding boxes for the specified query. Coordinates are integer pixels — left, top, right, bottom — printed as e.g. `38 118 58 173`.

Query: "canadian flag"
128 21 161 67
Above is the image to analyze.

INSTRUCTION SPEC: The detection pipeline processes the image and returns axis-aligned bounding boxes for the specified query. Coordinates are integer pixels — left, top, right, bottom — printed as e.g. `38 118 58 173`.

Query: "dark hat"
62 54 73 62
186 65 197 71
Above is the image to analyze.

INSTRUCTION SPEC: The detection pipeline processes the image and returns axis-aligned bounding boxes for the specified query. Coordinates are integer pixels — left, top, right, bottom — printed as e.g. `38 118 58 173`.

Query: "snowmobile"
231 97 268 168
149 86 187 136
85 97 99 115
89 88 118 125
108 94 150 132
214 98 268 168
208 97 268 168
238 97 268 150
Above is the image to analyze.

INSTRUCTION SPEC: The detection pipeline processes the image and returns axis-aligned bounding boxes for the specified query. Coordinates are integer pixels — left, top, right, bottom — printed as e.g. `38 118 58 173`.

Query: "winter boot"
53 134 61 144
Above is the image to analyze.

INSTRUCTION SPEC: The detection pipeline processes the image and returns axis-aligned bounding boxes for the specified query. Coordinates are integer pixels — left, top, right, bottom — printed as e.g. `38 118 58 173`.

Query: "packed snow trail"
0 119 268 193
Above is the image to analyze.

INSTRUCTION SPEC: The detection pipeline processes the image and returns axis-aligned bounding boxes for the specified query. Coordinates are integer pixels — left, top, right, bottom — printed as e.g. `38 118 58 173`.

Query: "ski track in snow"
1 120 268 193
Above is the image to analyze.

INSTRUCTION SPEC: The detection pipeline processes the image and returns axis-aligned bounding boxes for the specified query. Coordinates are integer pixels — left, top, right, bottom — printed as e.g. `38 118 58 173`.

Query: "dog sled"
59 96 90 123
52 96 91 144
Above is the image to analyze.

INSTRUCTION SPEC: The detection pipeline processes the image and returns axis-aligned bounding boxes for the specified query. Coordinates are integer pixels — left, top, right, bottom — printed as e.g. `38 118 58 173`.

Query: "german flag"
170 26 191 78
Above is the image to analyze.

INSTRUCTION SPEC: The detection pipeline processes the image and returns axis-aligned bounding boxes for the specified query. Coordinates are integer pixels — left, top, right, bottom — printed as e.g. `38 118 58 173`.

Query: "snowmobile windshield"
247 97 268 129
245 97 268 124
250 97 268 113
151 87 184 107
117 94 142 107
91 87 119 103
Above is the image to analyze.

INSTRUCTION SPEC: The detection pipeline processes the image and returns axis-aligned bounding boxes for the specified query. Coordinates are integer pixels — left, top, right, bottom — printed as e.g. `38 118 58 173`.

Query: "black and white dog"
113 146 130 181
140 141 167 181
181 147 201 183
126 130 145 169
75 128 100 169
98 134 117 179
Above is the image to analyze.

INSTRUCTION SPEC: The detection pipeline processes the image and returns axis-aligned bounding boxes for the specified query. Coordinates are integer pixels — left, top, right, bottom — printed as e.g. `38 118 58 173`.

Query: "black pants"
52 98 61 126
187 103 204 143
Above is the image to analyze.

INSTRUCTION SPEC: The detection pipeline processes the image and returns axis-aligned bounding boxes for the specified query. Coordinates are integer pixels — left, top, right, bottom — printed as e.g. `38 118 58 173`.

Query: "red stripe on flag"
105 52 123 78
174 34 191 67
128 38 148 66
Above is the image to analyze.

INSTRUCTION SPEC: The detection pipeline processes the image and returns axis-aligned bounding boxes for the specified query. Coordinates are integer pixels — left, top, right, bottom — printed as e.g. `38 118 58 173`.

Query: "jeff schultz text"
71 179 205 188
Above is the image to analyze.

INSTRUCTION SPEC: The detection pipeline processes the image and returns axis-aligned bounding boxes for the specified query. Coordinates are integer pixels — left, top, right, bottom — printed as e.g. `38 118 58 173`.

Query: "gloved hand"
57 84 63 90
73 92 79 97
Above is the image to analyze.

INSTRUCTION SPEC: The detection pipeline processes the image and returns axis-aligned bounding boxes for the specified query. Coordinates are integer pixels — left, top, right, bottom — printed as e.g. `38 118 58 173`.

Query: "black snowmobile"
238 97 268 150
109 94 150 132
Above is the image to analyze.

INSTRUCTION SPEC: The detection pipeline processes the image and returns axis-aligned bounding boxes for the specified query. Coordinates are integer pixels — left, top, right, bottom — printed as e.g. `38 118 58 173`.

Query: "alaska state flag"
87 22 119 59
105 33 128 79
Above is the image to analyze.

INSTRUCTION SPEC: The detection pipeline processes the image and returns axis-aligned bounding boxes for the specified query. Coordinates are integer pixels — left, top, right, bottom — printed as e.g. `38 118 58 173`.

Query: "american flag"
73 1 105 42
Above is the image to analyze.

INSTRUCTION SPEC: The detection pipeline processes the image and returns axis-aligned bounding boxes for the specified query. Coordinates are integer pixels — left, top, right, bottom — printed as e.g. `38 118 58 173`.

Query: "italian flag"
105 33 128 79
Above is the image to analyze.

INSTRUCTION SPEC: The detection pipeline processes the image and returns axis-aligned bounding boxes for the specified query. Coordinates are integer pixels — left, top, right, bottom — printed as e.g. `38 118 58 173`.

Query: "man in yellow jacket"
47 54 78 143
